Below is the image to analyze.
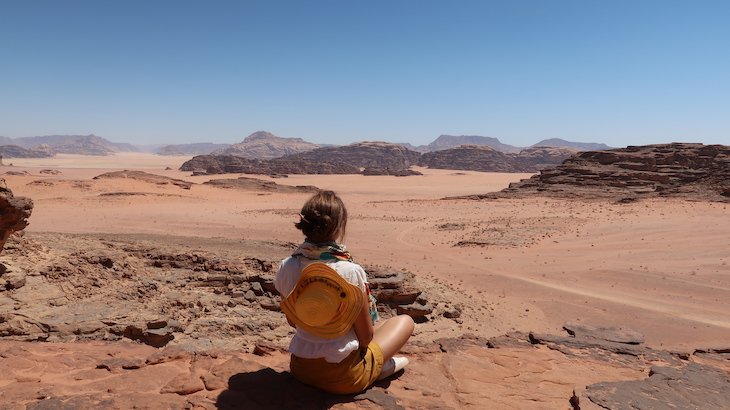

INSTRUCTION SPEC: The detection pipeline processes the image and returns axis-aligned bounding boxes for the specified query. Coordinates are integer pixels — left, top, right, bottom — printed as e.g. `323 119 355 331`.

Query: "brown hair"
295 190 348 243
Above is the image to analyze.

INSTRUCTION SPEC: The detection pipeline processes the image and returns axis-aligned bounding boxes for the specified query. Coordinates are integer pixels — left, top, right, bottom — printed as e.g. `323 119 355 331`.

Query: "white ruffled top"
274 255 368 363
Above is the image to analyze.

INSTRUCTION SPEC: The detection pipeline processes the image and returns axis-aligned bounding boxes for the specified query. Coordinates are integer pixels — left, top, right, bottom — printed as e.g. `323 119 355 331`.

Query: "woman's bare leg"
372 315 414 378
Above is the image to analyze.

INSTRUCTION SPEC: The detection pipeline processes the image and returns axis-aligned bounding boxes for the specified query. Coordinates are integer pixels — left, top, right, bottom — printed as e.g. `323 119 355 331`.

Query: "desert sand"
1 153 728 409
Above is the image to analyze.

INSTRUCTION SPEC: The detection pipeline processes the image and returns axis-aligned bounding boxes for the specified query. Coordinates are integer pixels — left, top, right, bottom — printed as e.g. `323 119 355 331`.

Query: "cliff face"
180 155 360 175
418 145 573 172
180 141 421 175
501 143 730 202
418 145 520 172
0 180 33 289
514 146 577 171
183 142 572 175
0 180 33 251
287 141 421 169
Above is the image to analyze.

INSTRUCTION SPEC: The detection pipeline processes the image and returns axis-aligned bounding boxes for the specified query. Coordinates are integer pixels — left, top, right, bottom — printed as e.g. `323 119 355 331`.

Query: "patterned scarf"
293 241 353 262
292 240 380 323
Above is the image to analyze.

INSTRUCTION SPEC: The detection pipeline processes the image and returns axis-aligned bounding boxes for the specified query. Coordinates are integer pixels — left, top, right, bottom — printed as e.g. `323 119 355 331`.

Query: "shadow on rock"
216 368 403 410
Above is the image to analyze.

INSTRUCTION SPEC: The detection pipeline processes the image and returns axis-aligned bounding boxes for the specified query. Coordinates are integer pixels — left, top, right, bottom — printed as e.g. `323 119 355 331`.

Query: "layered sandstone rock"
0 180 33 291
0 233 433 348
514 146 577 171
365 266 433 321
419 145 575 172
0 180 32 253
419 145 523 172
499 143 730 202
181 155 360 175
289 141 421 170
181 141 421 175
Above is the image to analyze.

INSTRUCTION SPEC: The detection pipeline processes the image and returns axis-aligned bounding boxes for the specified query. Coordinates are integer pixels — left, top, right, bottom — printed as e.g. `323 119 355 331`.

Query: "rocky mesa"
181 141 421 176
418 145 576 172
494 143 730 202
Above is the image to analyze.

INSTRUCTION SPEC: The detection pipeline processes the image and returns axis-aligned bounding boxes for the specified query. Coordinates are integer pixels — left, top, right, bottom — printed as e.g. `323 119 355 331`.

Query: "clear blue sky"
1 0 728 147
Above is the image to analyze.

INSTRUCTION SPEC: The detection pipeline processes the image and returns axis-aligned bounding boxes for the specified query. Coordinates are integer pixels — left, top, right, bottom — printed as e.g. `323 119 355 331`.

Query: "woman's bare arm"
352 294 374 347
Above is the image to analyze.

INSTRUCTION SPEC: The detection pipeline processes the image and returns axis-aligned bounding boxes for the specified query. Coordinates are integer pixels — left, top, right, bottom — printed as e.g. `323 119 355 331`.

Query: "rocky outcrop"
288 141 421 169
214 131 319 159
419 145 523 172
499 143 730 202
514 146 577 171
0 145 54 158
0 234 285 347
181 141 421 176
203 177 319 193
419 145 575 172
0 233 432 349
362 167 423 176
366 266 433 322
0 180 33 291
93 170 194 189
181 155 360 175
586 363 730 409
489 325 730 410
0 180 32 253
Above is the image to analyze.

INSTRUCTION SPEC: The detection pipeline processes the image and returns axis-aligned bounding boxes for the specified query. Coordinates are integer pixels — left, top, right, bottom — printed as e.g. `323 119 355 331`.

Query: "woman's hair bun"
295 191 347 243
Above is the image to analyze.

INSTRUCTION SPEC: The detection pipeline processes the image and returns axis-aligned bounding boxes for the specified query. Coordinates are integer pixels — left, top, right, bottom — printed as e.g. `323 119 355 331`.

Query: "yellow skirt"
290 342 385 395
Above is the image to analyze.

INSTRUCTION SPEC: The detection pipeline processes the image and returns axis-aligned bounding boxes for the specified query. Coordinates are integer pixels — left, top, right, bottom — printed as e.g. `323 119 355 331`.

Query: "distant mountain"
13 134 136 156
420 135 522 153
0 144 54 158
157 142 231 156
531 138 612 151
214 131 319 159
0 136 13 145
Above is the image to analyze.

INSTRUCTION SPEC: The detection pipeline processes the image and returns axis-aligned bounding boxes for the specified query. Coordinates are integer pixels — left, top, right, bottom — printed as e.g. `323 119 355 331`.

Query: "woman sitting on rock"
275 190 414 394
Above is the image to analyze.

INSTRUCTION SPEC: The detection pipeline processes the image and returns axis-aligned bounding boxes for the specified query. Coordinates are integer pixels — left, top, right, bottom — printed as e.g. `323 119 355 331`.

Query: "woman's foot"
377 356 409 380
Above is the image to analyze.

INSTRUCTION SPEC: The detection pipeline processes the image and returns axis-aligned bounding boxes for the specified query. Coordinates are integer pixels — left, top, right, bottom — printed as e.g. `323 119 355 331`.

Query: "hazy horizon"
1 1 728 147
0 130 724 150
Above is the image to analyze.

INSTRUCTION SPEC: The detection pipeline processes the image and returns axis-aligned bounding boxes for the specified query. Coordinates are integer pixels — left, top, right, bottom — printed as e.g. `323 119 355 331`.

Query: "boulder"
0 179 33 253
